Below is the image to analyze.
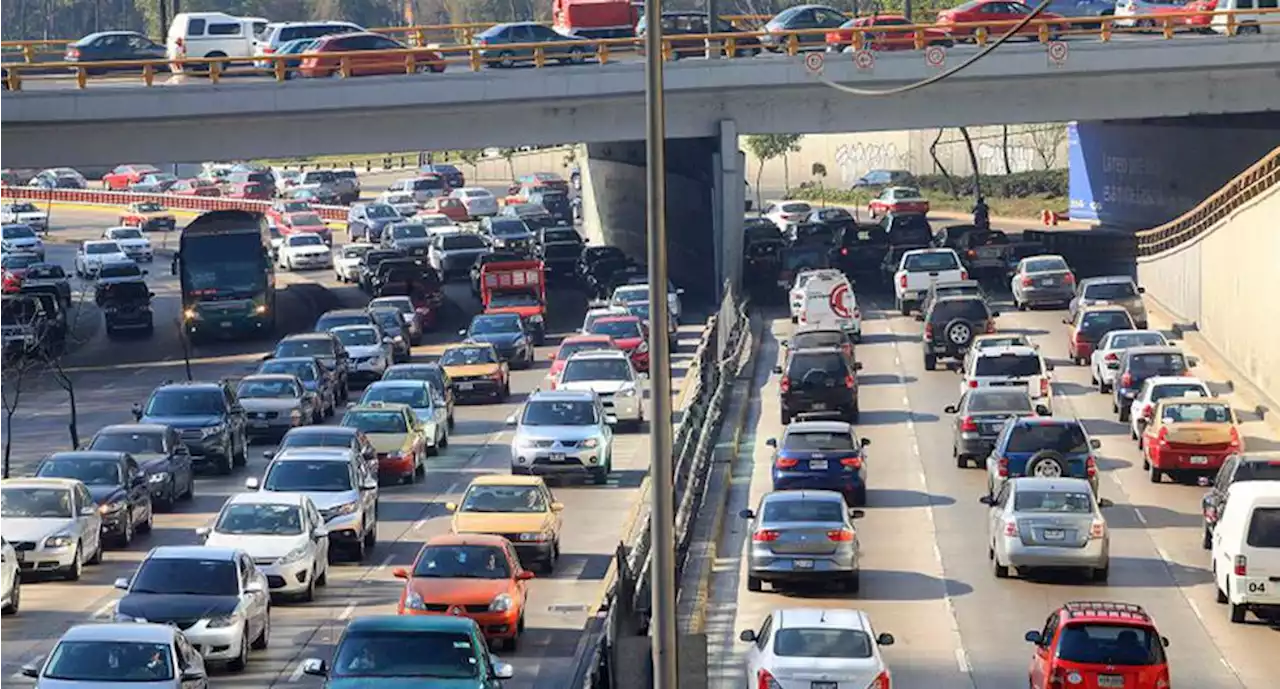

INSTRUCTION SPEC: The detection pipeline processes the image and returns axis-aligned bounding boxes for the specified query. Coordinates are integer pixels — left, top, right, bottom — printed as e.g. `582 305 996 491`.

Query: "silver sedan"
980 477 1113 582
741 490 863 594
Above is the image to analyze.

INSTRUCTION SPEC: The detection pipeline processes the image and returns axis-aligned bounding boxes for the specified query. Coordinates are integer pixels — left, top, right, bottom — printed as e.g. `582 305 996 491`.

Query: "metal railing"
1135 145 1280 257
0 185 351 221
3 9 1277 91
569 287 751 689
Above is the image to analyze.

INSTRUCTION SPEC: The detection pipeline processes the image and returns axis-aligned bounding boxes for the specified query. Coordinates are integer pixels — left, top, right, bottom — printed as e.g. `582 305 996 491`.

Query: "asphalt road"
1 207 711 689
701 289 1280 688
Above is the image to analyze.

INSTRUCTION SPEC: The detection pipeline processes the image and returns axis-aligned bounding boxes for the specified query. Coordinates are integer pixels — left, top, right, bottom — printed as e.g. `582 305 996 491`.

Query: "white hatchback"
740 608 895 689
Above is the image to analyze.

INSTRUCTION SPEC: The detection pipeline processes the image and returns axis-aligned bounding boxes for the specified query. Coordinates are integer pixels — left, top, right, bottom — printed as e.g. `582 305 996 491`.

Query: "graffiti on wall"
834 142 911 186
977 142 1038 175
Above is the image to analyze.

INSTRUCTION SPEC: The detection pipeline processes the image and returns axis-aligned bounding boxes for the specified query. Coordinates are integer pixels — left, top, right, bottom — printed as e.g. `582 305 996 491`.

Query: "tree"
743 134 803 209
929 128 959 197
498 147 518 180
1001 125 1013 175
456 149 482 180
959 126 982 199
811 162 828 206
37 282 98 451
1 351 40 479
1027 124 1068 170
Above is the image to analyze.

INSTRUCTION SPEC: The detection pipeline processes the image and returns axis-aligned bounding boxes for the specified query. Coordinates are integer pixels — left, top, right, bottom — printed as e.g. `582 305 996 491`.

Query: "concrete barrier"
0 186 350 221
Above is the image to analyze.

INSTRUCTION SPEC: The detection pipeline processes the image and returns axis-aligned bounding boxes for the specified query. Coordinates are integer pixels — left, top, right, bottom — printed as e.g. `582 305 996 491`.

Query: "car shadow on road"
1016 556 1214 587
869 489 957 509
857 373 918 387
856 331 918 346
544 553 611 581
1079 417 1131 439
775 571 974 602
1107 504 1203 530
857 409 940 425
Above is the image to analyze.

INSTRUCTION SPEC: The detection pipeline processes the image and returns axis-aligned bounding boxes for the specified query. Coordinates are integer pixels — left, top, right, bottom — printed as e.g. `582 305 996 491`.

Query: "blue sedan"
768 419 871 506
473 22 597 67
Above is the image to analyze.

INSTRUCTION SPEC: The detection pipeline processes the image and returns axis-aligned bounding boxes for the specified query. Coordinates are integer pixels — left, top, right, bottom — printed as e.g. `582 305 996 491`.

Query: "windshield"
1081 311 1133 335
276 338 332 359
260 360 318 382
589 319 641 339
492 223 530 237
1161 402 1231 423
772 629 872 659
782 431 855 452
786 352 846 379
562 358 632 383
1013 490 1094 513
461 485 546 513
392 224 428 239
975 355 1042 377
904 252 959 272
557 341 613 361
412 545 510 579
1108 332 1166 349
290 213 323 226
36 457 122 486
442 234 487 250
361 384 432 409
8 203 39 213
1025 257 1069 273
371 310 403 332
279 432 355 452
86 243 120 255
628 303 652 321
1084 282 1137 299
131 557 238 595
1151 383 1208 402
932 299 990 323
288 234 324 247
342 408 407 434
110 228 144 240
3 226 36 239
43 642 174 682
967 390 1033 413
97 281 150 302
469 315 521 335
335 328 379 347
216 502 303 535
180 231 269 296
441 346 496 365
488 293 541 309
761 499 844 523
613 288 648 304
779 203 811 214
1007 423 1089 454
522 400 597 426
264 460 352 492
238 378 301 399
333 630 480 679
1 487 73 518
365 205 398 219
1056 624 1166 666
89 431 166 455
145 389 224 416
543 229 579 243
2 255 40 270
420 215 454 228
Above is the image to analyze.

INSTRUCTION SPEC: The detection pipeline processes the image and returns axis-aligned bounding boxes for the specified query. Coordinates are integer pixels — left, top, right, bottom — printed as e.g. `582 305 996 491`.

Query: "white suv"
788 268 844 323
961 345 1054 414
553 350 646 431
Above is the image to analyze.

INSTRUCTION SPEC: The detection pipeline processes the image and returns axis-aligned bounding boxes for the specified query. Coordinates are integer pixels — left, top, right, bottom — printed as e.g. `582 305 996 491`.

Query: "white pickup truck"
893 248 966 315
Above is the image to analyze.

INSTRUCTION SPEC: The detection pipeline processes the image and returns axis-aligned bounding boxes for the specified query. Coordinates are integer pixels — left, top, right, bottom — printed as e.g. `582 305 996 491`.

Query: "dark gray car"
945 388 1046 468
1069 275 1148 329
1011 254 1076 309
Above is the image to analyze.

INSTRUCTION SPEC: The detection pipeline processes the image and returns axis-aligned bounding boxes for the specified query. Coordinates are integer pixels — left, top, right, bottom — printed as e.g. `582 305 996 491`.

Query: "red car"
867 186 930 218
937 0 1065 37
299 32 445 78
586 315 649 372
169 178 221 197
102 164 159 190
423 196 469 223
225 181 272 200
825 15 953 51
547 335 618 388
1026 601 1170 689
1180 0 1216 27
279 211 332 244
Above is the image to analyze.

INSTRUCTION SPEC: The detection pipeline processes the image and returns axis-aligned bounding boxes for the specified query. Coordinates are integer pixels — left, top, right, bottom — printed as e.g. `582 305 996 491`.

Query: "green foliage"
743 134 803 163
915 169 1068 198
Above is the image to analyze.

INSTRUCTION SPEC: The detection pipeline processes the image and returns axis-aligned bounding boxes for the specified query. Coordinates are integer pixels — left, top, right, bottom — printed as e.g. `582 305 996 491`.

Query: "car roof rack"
1062 601 1152 622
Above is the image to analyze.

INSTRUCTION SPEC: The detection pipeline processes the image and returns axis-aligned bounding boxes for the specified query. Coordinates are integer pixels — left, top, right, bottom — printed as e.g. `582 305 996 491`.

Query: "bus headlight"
182 308 198 321
254 304 268 315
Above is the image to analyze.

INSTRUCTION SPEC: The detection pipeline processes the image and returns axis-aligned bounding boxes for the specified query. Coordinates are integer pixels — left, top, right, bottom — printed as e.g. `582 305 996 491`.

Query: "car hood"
5 238 40 247
406 576 510 606
516 425 602 442
364 432 412 454
0 517 77 543
115 238 151 248
444 363 501 377
467 332 522 347
452 511 553 536
557 380 634 395
205 532 308 560
343 344 384 358
86 484 128 504
241 398 303 413
140 414 224 430
136 455 172 472
116 593 240 621
325 677 487 689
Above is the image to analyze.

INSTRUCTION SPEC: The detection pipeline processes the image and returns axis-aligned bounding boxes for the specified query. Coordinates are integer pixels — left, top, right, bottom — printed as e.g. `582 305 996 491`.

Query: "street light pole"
643 0 678 685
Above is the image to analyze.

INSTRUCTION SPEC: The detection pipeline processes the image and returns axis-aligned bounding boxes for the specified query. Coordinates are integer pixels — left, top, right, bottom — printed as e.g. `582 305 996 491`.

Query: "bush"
913 170 1068 198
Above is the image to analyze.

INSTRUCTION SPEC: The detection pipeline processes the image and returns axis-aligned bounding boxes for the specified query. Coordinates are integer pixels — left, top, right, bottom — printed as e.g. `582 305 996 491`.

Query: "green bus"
171 210 277 343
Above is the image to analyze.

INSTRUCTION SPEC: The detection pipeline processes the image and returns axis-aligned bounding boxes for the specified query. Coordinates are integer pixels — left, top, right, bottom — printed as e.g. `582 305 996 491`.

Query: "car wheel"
955 451 969 469
1091 565 1109 583
301 570 316 602
2 573 20 615
591 469 609 485
1149 463 1162 483
364 518 378 550
234 435 248 467
747 575 763 592
1203 527 1212 550
448 413 455 431
252 611 271 650
899 299 909 316
227 628 249 672
993 556 1009 579
86 537 103 564
63 543 83 581
498 51 515 68
138 505 153 534
118 512 134 547
1230 596 1247 623
439 429 449 450
1100 381 1112 394
217 453 234 476
157 481 176 512
923 354 937 371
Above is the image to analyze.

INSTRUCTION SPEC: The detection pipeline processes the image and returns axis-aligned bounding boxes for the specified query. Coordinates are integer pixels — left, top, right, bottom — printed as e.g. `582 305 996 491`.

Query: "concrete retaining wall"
1137 183 1280 410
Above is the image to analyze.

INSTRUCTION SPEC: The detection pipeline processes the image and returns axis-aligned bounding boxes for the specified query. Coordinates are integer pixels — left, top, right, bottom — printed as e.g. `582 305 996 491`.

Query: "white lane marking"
376 554 394 571
1154 544 1172 563
1134 508 1148 526
1221 658 1239 675
91 600 116 620
338 603 355 620
901 395 910 405
413 518 428 530
1187 598 1206 624
446 481 460 494
289 662 307 683
955 647 971 673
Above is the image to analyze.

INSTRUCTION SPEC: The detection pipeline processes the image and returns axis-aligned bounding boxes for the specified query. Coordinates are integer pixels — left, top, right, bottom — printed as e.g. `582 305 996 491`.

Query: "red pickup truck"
552 0 640 38
480 259 548 345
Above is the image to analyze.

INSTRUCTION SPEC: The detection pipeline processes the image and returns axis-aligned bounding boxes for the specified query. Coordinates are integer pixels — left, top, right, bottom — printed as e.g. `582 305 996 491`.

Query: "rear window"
930 299 989 324
1234 461 1280 482
1160 402 1230 423
786 352 847 378
206 22 243 36
792 331 845 350
885 214 931 244
1109 332 1165 349
1150 383 1208 402
772 629 872 659
1024 257 1068 273
904 252 959 272
1080 311 1133 333
1246 507 1280 547
1128 353 1186 375
1055 624 1166 666
441 234 486 250
780 203 811 214
783 431 854 452
761 499 845 523
1084 282 1137 299
974 354 1042 377
1013 490 1094 513
1006 422 1089 454
967 390 1033 413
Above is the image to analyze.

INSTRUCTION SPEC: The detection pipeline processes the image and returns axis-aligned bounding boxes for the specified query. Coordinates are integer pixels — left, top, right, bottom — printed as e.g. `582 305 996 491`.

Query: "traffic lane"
752 187 1044 235
875 292 1263 688
710 309 971 689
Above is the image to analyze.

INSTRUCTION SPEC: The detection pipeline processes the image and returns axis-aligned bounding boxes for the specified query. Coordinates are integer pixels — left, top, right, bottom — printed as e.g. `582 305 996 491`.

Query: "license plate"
811 683 837 689
1097 675 1124 688
811 403 827 410
1039 278 1055 286
220 321 232 328
809 459 828 470
1043 529 1065 540
793 559 814 569
550 453 566 462
1190 455 1209 465
457 383 475 391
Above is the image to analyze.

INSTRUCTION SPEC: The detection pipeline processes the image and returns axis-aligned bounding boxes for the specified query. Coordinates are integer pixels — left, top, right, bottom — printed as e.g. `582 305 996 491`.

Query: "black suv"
526 191 573 226
96 278 154 337
774 346 863 424
1 292 66 358
1112 346 1193 421
132 381 248 475
920 296 997 370
358 249 405 293
1200 451 1280 548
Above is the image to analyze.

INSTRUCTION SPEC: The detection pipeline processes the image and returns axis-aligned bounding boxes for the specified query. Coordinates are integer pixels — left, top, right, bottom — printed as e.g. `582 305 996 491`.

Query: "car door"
361 35 403 74
238 553 270 638
223 384 246 447
1028 612 1059 687
74 483 103 556
1206 456 1237 526
123 455 150 524
988 481 1010 544
303 498 330 564
744 614 773 681
167 429 194 492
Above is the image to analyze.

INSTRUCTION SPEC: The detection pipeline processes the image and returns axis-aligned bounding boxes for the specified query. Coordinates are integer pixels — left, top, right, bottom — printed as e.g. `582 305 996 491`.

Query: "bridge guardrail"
0 185 352 222
567 289 750 689
3 9 1277 91
1135 145 1280 257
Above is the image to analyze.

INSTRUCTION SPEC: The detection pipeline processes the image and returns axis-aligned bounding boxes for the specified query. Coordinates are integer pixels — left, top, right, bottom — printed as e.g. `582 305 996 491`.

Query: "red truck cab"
552 0 640 38
480 259 548 345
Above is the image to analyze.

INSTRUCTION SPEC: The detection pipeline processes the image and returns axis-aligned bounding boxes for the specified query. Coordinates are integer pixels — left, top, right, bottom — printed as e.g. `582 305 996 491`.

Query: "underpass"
1 206 716 689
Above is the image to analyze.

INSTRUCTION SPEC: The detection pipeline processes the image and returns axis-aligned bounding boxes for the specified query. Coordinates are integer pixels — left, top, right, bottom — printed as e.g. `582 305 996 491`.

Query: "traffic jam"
0 160 693 687
734 189 1279 689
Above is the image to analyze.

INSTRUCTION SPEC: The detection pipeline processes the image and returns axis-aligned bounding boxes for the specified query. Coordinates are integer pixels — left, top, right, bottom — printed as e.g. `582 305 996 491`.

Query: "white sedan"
1 538 20 615
335 242 374 282
1090 329 1169 393
762 201 813 236
277 233 333 271
199 492 330 602
451 187 500 218
102 226 154 262
74 240 129 278
740 608 895 689
419 213 462 235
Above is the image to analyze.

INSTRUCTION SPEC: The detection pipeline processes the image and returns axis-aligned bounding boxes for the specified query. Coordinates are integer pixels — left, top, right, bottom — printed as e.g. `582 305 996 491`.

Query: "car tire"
1091 565 1109 583
1100 382 1112 394
1216 580 1228 604
955 451 969 469
1149 464 1162 483
851 484 867 507
2 573 20 615
847 401 860 424
1202 527 1212 550
1118 405 1131 422
317 562 328 586
1230 597 1247 624
747 575 763 592
364 519 378 550
117 512 134 547
234 435 248 467
993 557 1009 579
301 571 316 602
216 453 233 476
156 481 176 512
86 537 103 564
591 469 609 485
138 506 153 534
899 299 910 316
227 629 249 672
923 354 937 371
63 543 83 582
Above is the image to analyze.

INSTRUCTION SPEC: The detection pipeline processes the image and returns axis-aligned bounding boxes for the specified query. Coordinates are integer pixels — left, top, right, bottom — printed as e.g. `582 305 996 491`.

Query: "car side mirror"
493 661 515 680
1035 405 1050 416
195 526 211 539
392 567 410 579
148 291 155 298
1089 438 1102 450
779 339 789 347
517 570 536 581
180 668 207 682
312 527 327 539
914 314 924 322
765 438 777 448
772 366 783 375
262 450 274 459
1062 318 1070 325
1198 476 1214 488
444 502 458 512
1161 636 1169 647
1097 498 1114 508
876 633 895 646
853 362 863 371
505 414 517 426
739 508 755 520
944 404 958 414
360 477 378 490
1045 362 1055 371
978 495 994 505
20 659 43 679
1138 286 1146 294
114 577 130 590
1188 357 1199 367
1024 630 1042 644
990 311 1000 318
849 509 865 519
245 477 261 490
551 502 565 512
457 329 467 336
738 630 757 643
300 658 327 677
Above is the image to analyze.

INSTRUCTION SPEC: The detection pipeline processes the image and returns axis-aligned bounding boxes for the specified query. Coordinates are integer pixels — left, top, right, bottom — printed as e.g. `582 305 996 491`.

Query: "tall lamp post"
643 0 678 685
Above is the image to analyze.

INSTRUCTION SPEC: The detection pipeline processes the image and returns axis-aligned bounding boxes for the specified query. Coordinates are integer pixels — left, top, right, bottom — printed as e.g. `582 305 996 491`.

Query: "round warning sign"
829 282 852 318
853 49 875 71
804 52 825 74
924 44 946 69
1047 40 1068 65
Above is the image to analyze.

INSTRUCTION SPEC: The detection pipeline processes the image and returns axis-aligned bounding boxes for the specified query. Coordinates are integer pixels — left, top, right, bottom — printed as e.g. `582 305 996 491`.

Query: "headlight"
44 533 74 548
615 387 637 398
517 437 540 449
323 501 359 520
275 546 309 565
489 593 513 613
206 613 241 629
404 590 427 610
98 501 125 514
183 308 199 321
582 438 600 449
147 472 169 484
254 304 268 315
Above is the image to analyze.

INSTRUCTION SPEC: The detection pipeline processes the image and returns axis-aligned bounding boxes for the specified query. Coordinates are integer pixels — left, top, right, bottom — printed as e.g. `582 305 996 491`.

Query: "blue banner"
1066 122 1098 223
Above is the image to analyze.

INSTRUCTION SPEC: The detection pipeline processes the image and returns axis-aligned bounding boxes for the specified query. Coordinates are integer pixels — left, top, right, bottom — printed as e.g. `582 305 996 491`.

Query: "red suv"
299 32 445 78
1026 601 1170 689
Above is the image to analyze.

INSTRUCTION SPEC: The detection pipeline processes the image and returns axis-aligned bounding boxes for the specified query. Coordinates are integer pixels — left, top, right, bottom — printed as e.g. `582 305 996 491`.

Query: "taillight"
985 319 997 334
1021 276 1034 286
827 528 855 541
966 249 977 258
1156 426 1170 447
263 46 275 54
1142 403 1154 419
898 274 907 288
844 374 855 389
997 456 1009 477
1064 273 1076 285
871 671 891 689
841 247 849 256
1121 372 1133 388
776 457 799 469
1105 352 1118 361
842 343 853 358
960 271 968 280
924 323 934 339
67 48 80 58
779 376 790 394
1234 554 1247 576
757 668 782 689
1090 519 1106 539
753 530 780 543
1085 455 1097 477
840 456 863 469
1204 504 1217 521
968 380 978 388
1155 672 1170 689
960 416 979 432
1039 378 1050 398
1228 427 1242 449
1004 520 1019 536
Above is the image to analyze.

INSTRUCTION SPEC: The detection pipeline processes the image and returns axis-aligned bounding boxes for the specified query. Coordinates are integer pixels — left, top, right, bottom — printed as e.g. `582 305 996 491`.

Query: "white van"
1211 480 1280 623
1210 0 1275 35
797 275 862 341
167 12 267 72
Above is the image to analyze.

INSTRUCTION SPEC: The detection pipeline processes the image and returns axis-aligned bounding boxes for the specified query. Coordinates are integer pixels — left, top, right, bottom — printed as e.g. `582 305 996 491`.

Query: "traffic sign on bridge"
853 49 875 71
804 52 825 75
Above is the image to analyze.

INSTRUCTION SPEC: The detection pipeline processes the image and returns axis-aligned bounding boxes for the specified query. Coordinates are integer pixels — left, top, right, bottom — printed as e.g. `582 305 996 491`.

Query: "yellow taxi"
446 475 564 572
340 402 428 484
1142 396 1244 483
439 343 510 403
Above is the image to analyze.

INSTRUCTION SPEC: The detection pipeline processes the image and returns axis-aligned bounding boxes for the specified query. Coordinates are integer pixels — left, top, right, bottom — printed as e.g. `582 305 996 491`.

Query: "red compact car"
937 0 1065 37
1027 601 1170 689
102 164 159 190
547 335 618 388
279 211 332 243
423 196 469 223
587 315 649 372
299 32 445 78
225 181 272 200
169 178 221 197
825 15 953 52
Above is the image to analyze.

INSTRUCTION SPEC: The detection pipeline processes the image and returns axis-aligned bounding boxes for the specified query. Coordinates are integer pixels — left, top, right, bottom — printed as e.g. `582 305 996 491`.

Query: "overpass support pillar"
580 120 744 307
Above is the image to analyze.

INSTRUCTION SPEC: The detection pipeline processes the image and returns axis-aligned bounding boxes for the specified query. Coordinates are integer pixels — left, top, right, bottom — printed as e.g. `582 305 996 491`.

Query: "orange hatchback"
394 534 533 650
299 32 445 78
425 196 470 223
1026 601 1171 689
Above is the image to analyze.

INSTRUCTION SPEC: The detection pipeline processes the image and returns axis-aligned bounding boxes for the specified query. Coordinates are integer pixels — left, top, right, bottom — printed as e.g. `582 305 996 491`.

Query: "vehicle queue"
734 195 1279 689
0 164 695 688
